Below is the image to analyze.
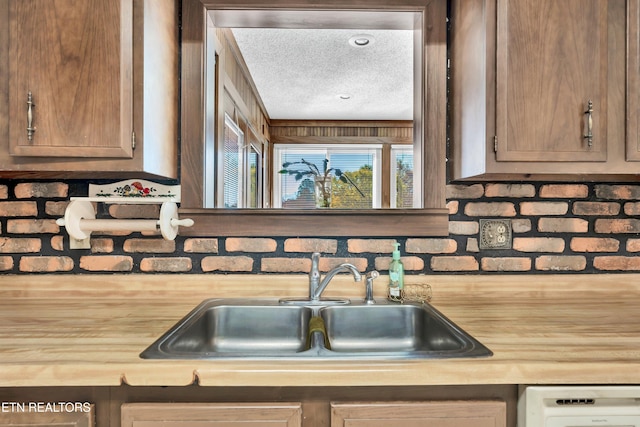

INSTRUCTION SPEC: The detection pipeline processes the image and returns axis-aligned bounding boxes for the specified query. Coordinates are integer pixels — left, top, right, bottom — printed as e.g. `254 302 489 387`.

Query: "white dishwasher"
518 386 640 427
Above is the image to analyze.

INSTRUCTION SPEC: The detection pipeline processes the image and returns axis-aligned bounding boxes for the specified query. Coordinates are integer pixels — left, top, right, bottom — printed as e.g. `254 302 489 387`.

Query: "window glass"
274 144 382 209
246 144 260 208
391 146 414 208
223 114 243 208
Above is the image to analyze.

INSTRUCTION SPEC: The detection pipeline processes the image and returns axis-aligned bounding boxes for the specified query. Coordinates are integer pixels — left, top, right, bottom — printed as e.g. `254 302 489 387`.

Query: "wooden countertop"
0 274 639 387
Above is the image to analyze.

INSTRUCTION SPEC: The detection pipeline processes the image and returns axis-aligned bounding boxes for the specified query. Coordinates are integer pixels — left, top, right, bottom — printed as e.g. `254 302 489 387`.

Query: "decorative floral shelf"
88 179 181 202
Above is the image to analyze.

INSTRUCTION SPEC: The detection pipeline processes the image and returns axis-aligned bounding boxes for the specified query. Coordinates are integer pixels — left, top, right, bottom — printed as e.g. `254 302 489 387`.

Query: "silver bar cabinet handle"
583 99 593 147
26 91 35 141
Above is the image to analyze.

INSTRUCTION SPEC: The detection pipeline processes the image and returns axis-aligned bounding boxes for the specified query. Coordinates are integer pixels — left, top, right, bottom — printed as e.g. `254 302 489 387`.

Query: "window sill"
179 208 449 237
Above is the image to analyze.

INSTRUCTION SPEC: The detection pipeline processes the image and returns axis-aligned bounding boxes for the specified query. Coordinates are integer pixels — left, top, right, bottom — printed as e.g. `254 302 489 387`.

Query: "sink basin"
320 304 491 358
140 300 312 358
141 298 491 360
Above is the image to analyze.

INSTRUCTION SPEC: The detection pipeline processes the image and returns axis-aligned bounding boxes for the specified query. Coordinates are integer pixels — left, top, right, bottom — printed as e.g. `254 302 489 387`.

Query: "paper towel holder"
56 180 194 249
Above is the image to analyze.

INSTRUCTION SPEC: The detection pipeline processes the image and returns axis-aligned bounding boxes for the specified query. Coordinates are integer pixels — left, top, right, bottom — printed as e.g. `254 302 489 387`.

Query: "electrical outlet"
479 219 512 250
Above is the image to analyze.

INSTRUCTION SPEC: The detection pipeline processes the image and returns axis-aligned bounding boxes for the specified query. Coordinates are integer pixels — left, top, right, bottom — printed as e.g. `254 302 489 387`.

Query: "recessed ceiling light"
349 34 375 48
338 94 352 100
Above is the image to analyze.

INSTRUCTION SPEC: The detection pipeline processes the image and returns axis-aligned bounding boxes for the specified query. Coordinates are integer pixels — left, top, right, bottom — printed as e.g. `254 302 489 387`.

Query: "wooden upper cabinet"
9 0 132 158
331 401 506 427
496 0 608 163
451 0 627 180
0 0 178 178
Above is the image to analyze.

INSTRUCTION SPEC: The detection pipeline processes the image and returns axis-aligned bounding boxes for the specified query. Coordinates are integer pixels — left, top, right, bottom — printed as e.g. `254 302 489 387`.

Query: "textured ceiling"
231 28 414 121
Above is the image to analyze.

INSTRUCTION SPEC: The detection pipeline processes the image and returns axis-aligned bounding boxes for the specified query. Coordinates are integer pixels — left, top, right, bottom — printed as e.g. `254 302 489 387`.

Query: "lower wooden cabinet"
0 404 94 426
331 401 506 427
121 401 506 427
121 402 302 427
0 386 515 427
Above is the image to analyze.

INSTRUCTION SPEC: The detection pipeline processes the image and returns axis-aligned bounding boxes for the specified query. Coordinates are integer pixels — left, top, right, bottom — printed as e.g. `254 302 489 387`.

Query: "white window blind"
391 146 414 208
274 144 382 209
223 114 244 208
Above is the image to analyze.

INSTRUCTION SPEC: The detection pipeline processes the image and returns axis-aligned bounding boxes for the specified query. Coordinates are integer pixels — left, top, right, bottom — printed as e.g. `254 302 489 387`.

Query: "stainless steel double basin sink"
140 298 492 360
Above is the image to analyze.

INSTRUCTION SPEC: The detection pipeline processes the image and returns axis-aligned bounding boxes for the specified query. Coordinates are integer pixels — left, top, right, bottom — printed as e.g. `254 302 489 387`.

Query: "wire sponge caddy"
388 283 433 304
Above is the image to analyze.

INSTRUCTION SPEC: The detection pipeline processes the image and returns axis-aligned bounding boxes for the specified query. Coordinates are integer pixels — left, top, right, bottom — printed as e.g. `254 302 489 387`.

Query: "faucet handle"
310 252 321 271
310 253 321 274
308 252 322 298
364 270 379 304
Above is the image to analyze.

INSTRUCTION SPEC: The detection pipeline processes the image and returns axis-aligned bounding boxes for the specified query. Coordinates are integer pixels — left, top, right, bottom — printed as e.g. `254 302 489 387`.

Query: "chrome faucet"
309 252 362 303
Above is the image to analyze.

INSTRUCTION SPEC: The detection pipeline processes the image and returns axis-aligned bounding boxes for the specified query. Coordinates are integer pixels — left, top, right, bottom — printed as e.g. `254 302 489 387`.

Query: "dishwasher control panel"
519 386 640 427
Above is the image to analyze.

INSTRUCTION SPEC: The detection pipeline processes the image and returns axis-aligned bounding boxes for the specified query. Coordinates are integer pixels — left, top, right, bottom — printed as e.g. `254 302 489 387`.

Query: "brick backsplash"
2 180 640 274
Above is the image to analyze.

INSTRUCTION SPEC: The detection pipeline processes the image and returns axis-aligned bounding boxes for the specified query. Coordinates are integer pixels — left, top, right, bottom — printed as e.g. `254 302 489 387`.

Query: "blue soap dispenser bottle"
388 243 405 301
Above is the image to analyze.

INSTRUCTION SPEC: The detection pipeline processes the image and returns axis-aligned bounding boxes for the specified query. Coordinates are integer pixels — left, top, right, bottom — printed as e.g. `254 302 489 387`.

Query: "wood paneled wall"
270 120 413 145
218 28 270 140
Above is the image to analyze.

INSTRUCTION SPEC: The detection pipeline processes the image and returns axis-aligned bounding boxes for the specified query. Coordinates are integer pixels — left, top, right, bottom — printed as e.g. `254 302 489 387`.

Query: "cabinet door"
121 403 302 427
331 401 506 427
628 0 640 161
496 0 608 162
0 404 93 426
8 0 133 158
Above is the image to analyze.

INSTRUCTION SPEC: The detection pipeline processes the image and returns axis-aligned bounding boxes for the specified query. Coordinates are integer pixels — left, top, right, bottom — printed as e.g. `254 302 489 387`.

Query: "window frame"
179 0 449 237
